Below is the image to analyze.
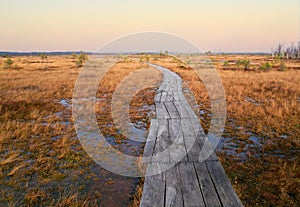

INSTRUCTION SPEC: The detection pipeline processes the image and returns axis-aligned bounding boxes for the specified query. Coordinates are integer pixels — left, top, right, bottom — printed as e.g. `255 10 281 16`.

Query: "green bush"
236 59 250 70
76 53 88 67
223 61 230 69
278 61 287 71
71 53 78 60
3 57 13 69
259 62 272 71
39 53 47 60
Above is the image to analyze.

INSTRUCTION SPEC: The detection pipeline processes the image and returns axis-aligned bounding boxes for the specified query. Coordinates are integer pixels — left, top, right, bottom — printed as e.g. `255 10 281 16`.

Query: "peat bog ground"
0 54 299 206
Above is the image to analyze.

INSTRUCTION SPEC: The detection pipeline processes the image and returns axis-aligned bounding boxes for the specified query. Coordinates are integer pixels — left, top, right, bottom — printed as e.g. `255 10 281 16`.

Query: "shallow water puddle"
50 97 153 206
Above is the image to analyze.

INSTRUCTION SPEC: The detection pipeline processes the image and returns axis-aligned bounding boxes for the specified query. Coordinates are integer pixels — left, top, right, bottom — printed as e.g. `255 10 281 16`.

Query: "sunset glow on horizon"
1 0 299 52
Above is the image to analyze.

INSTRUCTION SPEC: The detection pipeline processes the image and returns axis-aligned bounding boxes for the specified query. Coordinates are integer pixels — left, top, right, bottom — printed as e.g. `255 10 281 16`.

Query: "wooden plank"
182 102 199 119
177 162 206 207
206 161 244 207
168 83 181 92
165 165 184 207
193 162 222 207
140 163 166 207
160 91 168 102
196 133 219 162
173 101 190 118
173 91 185 101
143 119 158 158
159 84 168 92
166 92 174 102
168 119 188 162
154 92 162 103
156 102 170 119
186 136 202 162
181 118 198 137
152 119 170 163
164 102 180 119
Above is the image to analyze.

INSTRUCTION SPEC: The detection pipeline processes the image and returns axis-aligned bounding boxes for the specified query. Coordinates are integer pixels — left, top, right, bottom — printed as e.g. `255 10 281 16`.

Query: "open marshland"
0 54 299 206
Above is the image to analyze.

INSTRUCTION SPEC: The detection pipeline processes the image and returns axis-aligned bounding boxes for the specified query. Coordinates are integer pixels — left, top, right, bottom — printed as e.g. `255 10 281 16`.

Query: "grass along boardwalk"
140 64 243 207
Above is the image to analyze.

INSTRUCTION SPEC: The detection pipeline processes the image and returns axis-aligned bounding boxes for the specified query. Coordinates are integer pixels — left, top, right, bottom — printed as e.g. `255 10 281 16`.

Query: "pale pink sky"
0 0 299 52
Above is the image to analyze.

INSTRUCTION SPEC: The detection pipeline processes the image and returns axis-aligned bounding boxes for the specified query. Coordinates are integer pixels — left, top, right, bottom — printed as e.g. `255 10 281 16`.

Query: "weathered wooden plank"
154 92 162 103
177 162 206 207
206 161 244 207
196 133 219 162
143 119 158 158
168 83 181 92
181 118 199 137
166 92 174 102
159 84 168 92
186 136 202 162
193 162 222 207
165 165 184 207
156 102 170 119
164 102 180 119
168 119 188 162
173 91 185 101
173 101 191 118
160 91 168 102
140 163 166 207
152 119 170 163
182 102 199 119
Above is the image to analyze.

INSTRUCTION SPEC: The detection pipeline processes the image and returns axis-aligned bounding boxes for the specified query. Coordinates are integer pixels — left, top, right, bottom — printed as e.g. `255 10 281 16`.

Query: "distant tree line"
272 42 300 59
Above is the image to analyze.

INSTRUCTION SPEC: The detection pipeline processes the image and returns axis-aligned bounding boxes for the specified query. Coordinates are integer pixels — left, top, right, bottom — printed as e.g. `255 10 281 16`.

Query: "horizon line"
0 51 272 55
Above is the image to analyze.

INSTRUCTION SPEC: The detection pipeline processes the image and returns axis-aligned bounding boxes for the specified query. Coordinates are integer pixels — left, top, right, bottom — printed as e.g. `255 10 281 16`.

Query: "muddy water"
185 97 296 162
56 98 152 206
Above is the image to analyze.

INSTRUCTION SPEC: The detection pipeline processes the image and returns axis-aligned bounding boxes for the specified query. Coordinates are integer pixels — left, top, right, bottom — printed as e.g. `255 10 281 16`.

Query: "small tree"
223 61 230 70
236 59 250 70
259 62 272 71
71 53 78 60
3 57 13 69
205 51 212 55
298 41 300 58
39 53 48 69
76 53 88 67
278 61 287 71
39 53 47 60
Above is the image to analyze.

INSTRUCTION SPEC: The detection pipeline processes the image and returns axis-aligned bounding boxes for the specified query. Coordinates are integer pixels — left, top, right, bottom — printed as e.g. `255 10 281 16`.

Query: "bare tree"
298 41 300 58
273 42 300 59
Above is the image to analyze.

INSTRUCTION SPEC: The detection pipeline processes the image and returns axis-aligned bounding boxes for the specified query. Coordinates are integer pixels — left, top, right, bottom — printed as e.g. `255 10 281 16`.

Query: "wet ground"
54 97 153 207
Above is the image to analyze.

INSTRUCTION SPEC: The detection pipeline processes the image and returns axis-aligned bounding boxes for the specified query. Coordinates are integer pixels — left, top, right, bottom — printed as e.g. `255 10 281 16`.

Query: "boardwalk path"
140 64 243 207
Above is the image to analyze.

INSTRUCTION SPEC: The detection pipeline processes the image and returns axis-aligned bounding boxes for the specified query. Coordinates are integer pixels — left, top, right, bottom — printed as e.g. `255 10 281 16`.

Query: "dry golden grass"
0 55 96 206
1 54 299 206
0 55 159 206
217 68 300 207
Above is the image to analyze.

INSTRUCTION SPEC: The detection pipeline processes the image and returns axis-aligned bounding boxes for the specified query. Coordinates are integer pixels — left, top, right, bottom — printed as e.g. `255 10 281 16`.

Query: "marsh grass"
217 68 300 207
1 54 299 206
0 55 159 206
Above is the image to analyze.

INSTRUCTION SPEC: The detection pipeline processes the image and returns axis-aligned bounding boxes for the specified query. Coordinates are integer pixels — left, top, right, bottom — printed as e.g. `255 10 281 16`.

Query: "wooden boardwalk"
140 64 243 207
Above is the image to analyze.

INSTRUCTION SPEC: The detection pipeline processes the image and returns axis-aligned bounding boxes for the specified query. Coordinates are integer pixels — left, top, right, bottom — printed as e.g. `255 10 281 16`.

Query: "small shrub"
3 57 13 69
278 61 287 71
236 59 250 70
71 53 78 60
123 56 129 63
259 62 272 71
76 53 88 67
223 61 230 70
205 51 212 55
39 53 47 60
